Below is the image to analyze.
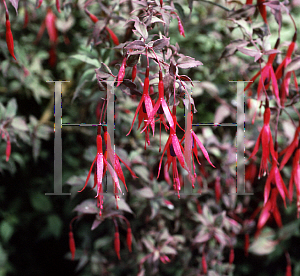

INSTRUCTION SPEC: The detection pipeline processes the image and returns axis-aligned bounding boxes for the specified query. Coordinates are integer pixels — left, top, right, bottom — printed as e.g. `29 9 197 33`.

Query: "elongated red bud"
114 232 121 260
86 10 99 23
286 263 292 276
23 9 29 29
202 252 207 274
56 0 61 13
160 0 163 7
69 231 76 260
244 233 249 257
48 46 56 67
105 27 119 46
229 248 234 264
5 19 17 60
215 176 221 204
6 136 11 162
177 16 185 37
45 8 58 45
116 57 127 86
127 227 132 252
36 0 43 8
132 65 137 82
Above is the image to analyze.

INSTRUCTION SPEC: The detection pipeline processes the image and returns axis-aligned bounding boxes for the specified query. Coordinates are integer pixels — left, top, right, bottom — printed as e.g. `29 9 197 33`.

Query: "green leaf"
30 193 52 212
70 55 101 68
160 245 177 255
5 98 17 118
118 198 134 214
0 221 14 242
136 187 155 198
47 215 62 238
11 117 28 131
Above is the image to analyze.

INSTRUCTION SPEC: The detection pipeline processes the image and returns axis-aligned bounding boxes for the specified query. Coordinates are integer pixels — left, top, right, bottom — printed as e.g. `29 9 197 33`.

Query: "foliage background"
1 0 300 275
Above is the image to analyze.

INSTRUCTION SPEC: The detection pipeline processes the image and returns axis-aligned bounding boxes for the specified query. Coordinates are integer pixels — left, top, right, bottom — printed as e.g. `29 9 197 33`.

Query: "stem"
149 47 162 71
198 0 230 12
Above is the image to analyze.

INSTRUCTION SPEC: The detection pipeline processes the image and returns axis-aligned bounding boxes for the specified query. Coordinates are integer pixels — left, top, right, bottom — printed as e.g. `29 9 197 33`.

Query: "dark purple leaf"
125 40 146 50
120 80 142 96
229 5 256 20
126 54 140 67
153 37 170 50
9 0 19 14
177 55 203 69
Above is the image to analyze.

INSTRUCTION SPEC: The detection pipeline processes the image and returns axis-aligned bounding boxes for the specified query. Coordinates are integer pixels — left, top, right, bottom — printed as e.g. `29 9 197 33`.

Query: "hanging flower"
264 149 288 207
279 121 300 170
288 143 300 218
275 33 298 105
127 66 154 136
256 187 282 234
248 99 277 178
180 109 215 187
157 106 190 198
244 39 280 103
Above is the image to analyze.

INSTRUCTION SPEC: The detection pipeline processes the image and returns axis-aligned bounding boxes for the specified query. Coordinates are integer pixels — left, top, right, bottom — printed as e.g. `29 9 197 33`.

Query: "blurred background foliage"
1 0 300 275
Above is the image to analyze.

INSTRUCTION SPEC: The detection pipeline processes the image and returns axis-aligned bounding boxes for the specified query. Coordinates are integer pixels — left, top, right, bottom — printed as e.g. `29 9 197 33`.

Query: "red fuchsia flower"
157 106 190 198
56 0 61 13
180 109 215 187
279 121 300 171
202 251 207 274
176 15 185 37
245 0 268 24
5 134 11 162
256 187 282 235
142 70 175 135
3 4 17 61
116 55 127 87
248 100 277 178
264 148 288 208
102 126 138 207
114 226 121 260
126 66 154 136
35 8 58 67
85 9 119 45
245 39 280 104
275 33 298 105
69 231 75 260
288 143 300 218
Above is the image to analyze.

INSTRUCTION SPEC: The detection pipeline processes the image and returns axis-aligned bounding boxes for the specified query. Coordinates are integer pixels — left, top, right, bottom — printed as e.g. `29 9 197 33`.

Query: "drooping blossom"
288 143 300 218
245 39 280 104
248 99 277 178
180 108 215 187
127 66 154 136
275 33 298 105
263 149 288 208
157 106 190 198
279 121 300 170
256 187 282 234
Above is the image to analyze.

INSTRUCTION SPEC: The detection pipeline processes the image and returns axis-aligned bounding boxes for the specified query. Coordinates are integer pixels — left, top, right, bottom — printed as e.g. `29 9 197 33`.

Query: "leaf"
5 98 17 118
9 0 19 14
134 20 148 40
73 199 98 214
11 117 28 131
285 57 300 76
228 5 256 20
194 229 211 243
118 198 134 214
160 245 177 255
125 40 146 50
153 37 170 50
136 187 155 198
214 105 230 124
126 54 140 67
120 80 142 96
30 193 52 212
70 55 100 68
249 228 278 255
174 3 185 20
177 55 203 69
